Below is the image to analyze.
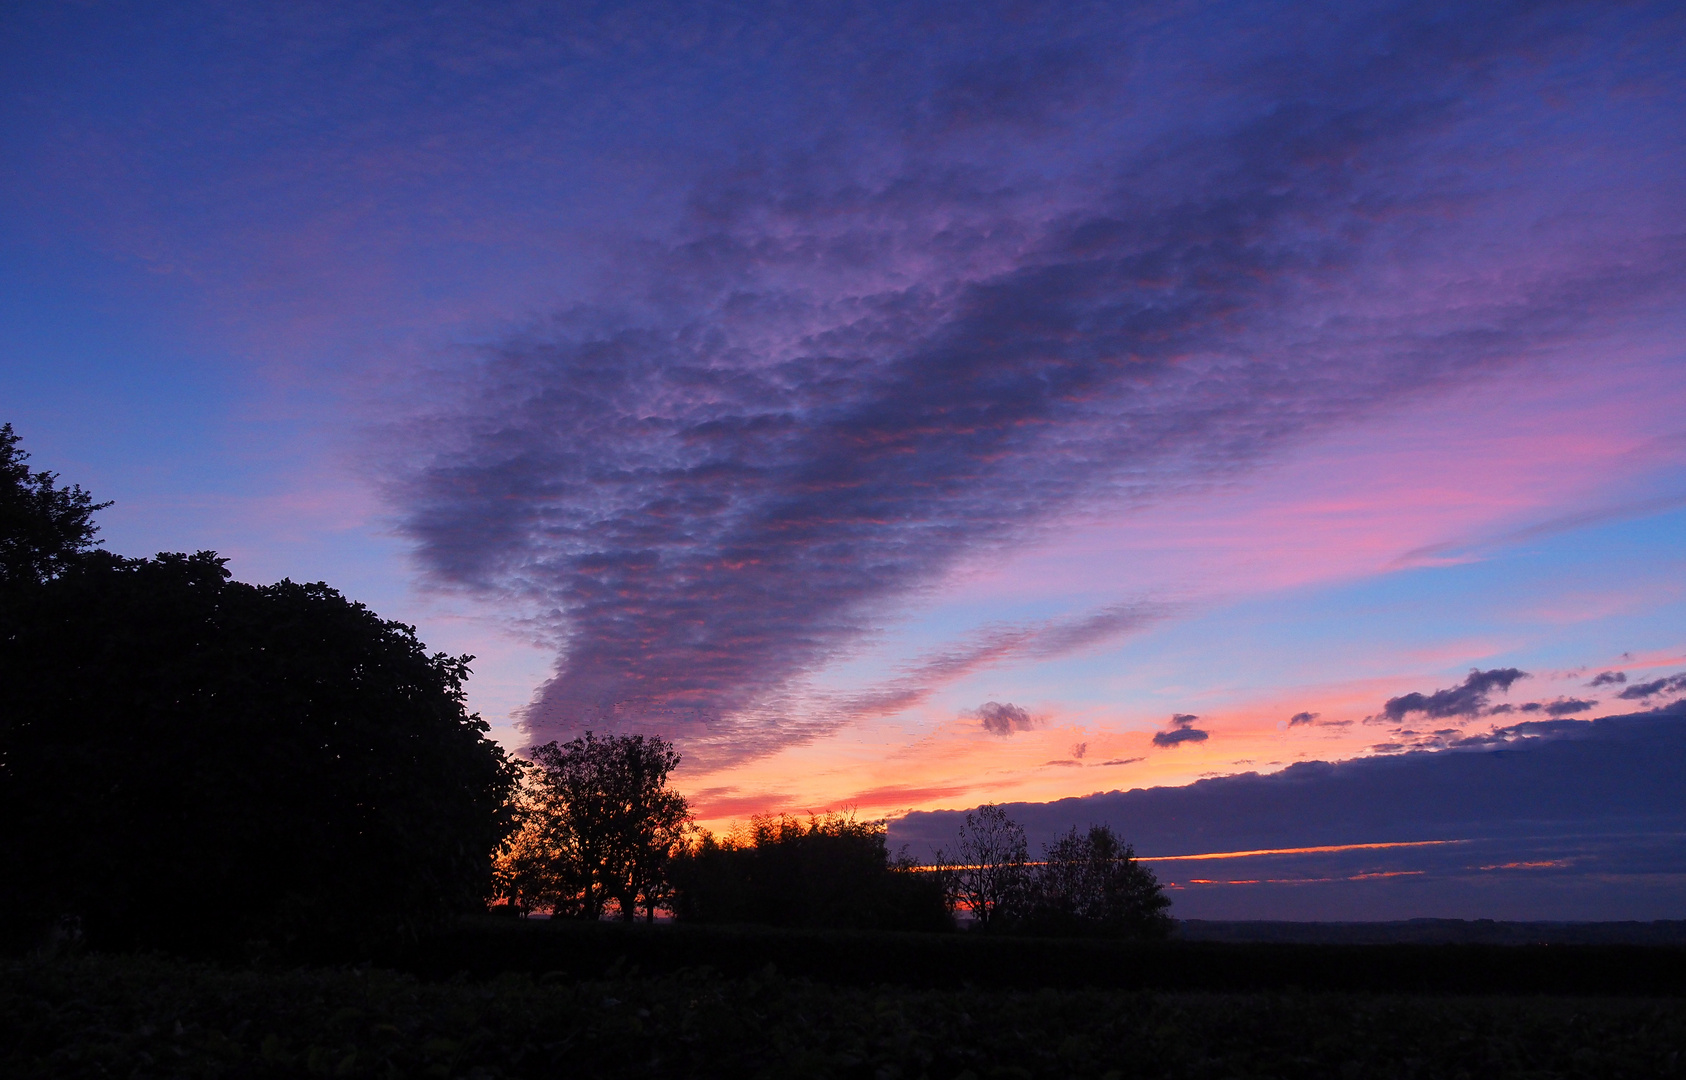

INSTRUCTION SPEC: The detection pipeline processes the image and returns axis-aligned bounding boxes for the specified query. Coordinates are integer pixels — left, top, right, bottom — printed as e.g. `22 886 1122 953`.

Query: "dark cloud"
1588 671 1627 688
1493 697 1592 717
1153 713 1209 748
1379 668 1528 722
385 3 1686 764
974 701 1036 737
1288 711 1320 727
1098 757 1143 767
897 706 1686 857
891 707 1686 917
1616 674 1686 701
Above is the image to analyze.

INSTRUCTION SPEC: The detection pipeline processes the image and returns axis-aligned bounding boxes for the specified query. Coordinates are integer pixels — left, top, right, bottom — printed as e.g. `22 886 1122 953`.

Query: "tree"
511 732 691 921
1026 824 1173 939
937 803 1030 930
1 444 520 953
667 812 950 931
0 423 110 586
487 761 578 916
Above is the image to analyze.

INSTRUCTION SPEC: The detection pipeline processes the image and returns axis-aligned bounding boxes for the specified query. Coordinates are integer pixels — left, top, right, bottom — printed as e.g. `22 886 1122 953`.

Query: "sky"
4 0 1684 917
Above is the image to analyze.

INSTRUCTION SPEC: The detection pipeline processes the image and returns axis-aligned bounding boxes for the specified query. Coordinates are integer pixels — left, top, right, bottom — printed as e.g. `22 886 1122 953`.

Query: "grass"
5 948 1685 1079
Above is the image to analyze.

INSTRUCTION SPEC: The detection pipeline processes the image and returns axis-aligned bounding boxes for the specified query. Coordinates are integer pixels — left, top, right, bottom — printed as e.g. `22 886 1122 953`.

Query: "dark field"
6 921 1686 1079
388 918 1686 996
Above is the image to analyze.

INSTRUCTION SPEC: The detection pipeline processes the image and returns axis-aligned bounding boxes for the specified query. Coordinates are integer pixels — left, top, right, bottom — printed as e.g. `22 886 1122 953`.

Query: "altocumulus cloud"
387 1 1686 765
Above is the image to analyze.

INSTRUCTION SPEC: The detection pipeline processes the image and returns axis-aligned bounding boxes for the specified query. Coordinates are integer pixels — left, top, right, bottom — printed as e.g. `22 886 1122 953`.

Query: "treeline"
0 424 1169 957
486 729 1170 937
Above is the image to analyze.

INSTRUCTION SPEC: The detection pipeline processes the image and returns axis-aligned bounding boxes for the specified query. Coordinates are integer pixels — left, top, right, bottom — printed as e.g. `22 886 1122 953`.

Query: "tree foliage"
936 803 1030 930
0 423 110 587
1022 824 1174 939
0 429 519 953
493 732 690 921
668 813 951 931
938 807 1172 938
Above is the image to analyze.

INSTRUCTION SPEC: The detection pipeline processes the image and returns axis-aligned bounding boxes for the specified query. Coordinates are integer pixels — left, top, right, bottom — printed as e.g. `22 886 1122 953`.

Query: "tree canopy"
938 804 1030 930
494 732 690 921
0 426 519 954
939 806 1172 938
0 423 110 587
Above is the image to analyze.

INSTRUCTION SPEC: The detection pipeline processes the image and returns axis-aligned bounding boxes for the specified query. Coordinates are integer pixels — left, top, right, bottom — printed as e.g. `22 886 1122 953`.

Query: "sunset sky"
4 1 1684 914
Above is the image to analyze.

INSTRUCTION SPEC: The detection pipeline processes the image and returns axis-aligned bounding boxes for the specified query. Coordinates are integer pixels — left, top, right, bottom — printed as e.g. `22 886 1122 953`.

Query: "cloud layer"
892 706 1686 919
387 1 1686 763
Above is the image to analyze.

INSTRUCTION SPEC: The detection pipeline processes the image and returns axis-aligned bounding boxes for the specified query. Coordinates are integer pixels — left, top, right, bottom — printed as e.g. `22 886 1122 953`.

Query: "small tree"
523 732 690 921
1027 824 1173 939
938 803 1030 930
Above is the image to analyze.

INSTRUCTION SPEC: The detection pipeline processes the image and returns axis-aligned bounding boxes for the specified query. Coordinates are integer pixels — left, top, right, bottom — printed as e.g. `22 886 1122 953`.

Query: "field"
5 920 1685 1079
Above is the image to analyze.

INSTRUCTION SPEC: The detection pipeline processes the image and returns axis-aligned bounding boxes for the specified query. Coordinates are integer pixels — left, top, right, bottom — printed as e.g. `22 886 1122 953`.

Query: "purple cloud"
1153 714 1209 749
385 2 1686 764
1617 674 1686 701
974 701 1036 737
1380 669 1529 723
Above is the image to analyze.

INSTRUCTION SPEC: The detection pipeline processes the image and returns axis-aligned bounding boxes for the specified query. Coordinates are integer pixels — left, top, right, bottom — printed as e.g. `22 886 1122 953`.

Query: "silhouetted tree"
668 813 950 931
488 761 577 916
1024 824 1173 939
508 733 691 921
936 803 1029 930
0 431 520 953
0 423 110 587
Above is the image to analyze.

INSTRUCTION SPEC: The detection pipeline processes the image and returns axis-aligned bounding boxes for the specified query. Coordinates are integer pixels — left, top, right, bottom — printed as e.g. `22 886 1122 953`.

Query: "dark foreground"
5 922 1685 1079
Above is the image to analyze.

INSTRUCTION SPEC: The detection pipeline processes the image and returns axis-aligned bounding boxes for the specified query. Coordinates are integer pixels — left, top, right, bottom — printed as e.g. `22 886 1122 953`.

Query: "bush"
669 814 951 932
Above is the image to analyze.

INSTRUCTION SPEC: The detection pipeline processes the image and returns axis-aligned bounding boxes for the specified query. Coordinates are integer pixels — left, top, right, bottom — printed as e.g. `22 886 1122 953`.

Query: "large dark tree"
0 428 518 954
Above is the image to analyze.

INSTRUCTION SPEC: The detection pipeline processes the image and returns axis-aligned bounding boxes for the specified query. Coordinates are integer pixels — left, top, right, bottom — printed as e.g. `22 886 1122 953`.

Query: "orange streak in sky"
1138 839 1466 862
